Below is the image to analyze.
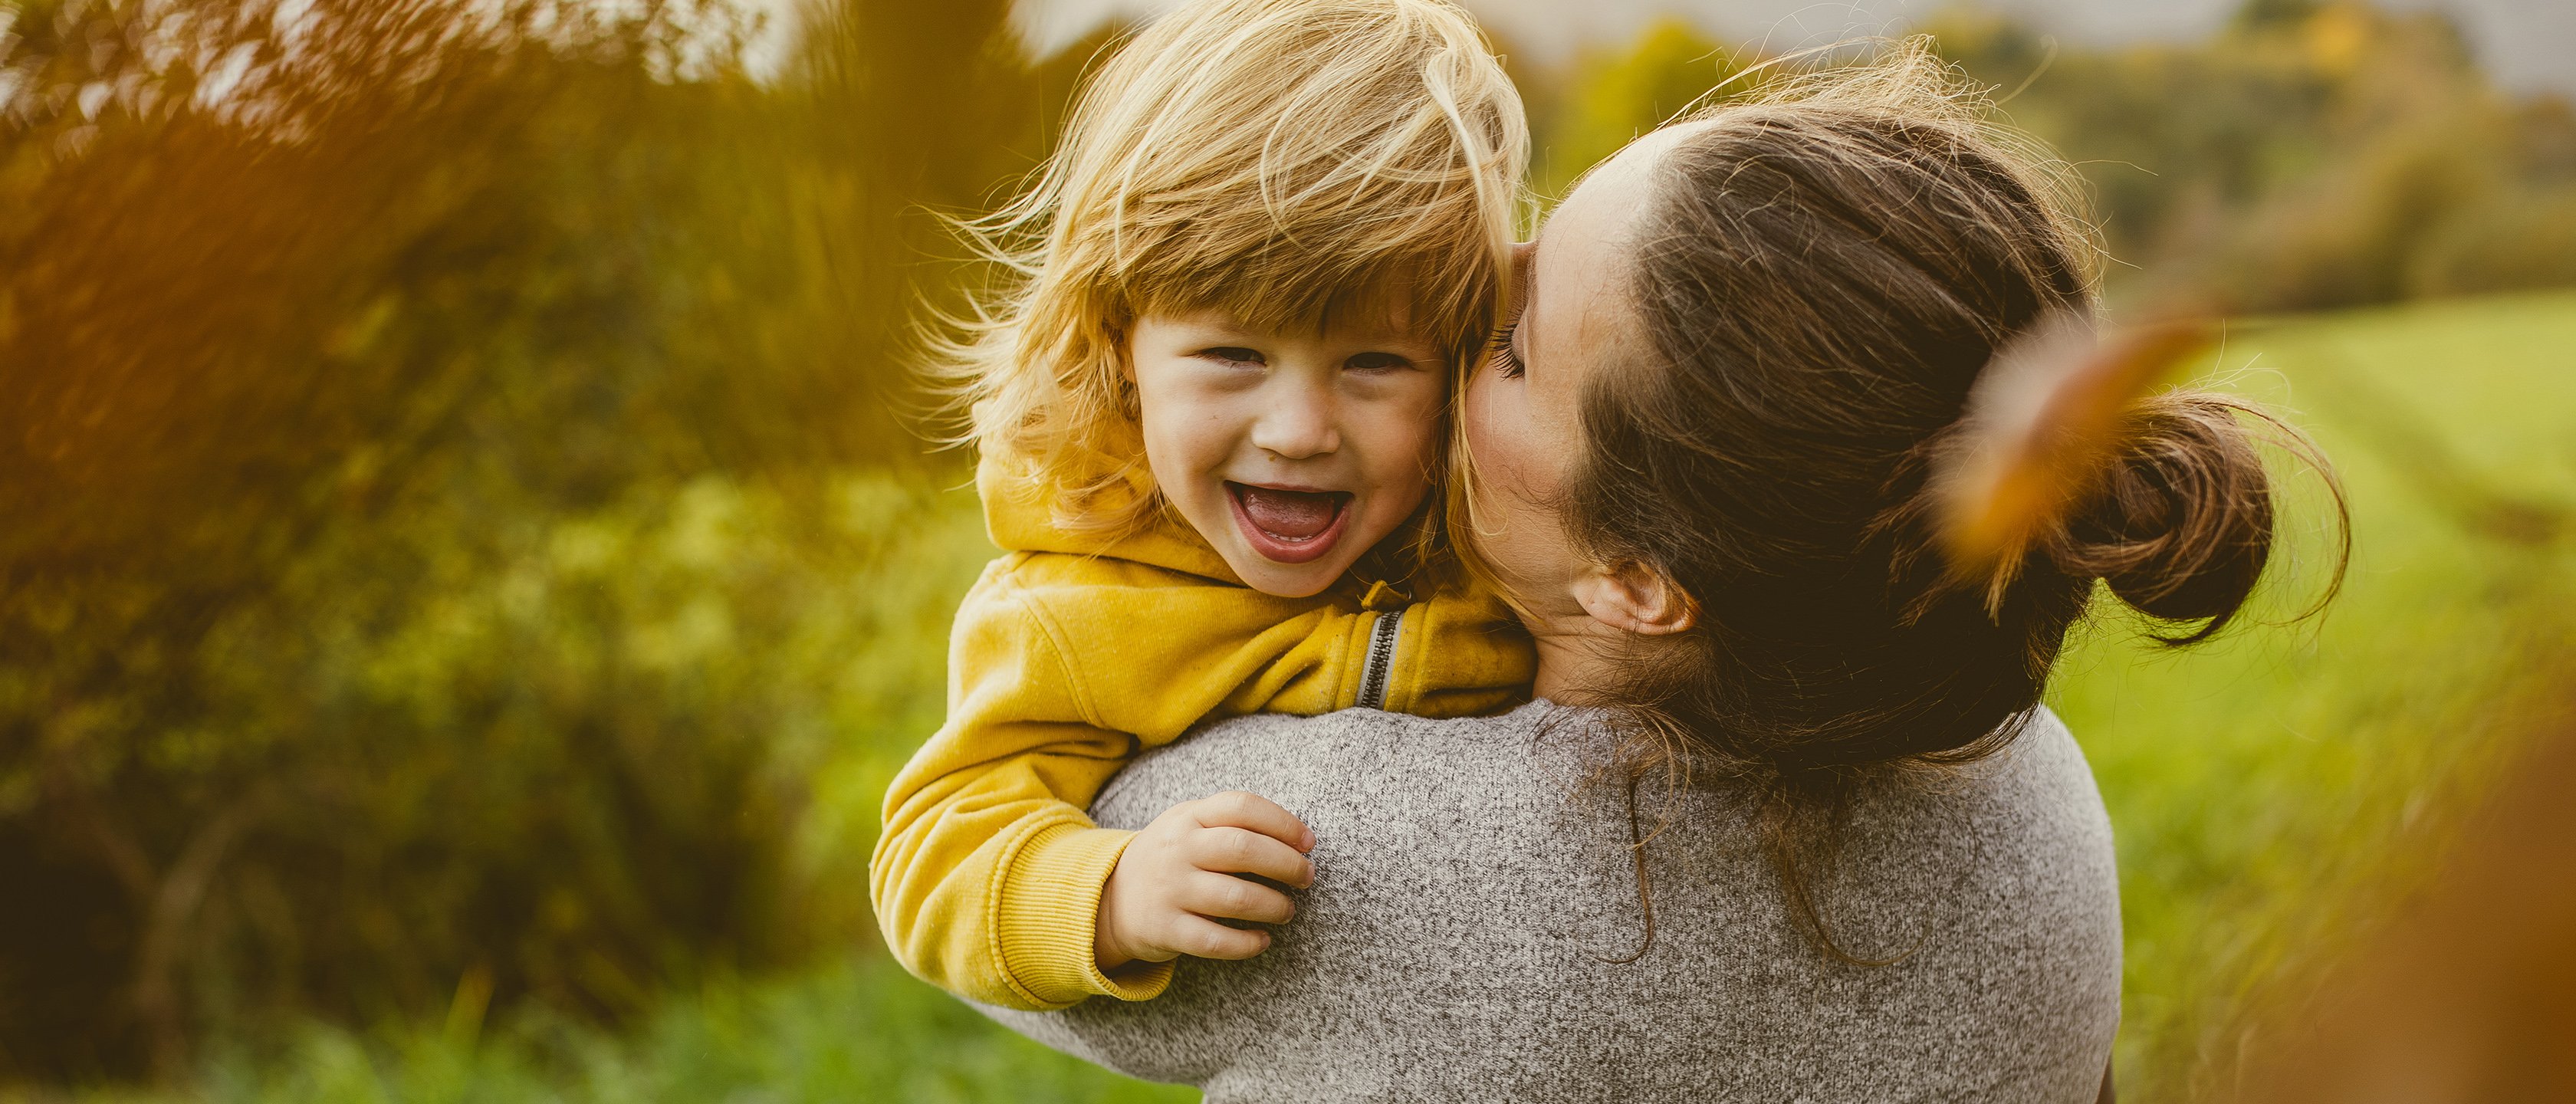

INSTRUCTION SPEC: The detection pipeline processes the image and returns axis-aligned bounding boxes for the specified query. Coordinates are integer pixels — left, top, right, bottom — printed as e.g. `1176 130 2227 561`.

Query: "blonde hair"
939 0 1528 536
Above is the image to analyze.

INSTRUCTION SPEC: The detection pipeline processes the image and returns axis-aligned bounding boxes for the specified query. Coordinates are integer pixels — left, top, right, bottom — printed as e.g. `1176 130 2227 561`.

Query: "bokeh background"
3 0 2571 1099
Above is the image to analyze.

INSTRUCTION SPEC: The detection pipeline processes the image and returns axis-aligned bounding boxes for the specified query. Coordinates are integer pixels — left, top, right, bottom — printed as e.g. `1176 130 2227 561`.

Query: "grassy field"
53 290 2576 1103
2054 288 2576 1099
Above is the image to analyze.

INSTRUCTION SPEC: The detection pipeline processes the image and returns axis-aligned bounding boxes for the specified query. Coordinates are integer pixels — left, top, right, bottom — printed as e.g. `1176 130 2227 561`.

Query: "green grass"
54 290 2576 1103
29 958 1191 1104
2051 289 2576 1100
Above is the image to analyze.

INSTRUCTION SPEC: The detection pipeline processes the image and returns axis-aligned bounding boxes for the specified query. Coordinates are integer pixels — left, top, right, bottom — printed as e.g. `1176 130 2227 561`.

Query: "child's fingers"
1185 790 1316 851
1184 825 1315 886
1178 869 1297 925
1162 912 1273 961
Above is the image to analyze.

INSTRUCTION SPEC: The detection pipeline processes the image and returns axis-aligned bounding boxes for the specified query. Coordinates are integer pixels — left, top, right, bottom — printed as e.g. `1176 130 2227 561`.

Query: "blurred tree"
0 0 1059 1079
1936 1 2576 310
1533 18 1750 199
1527 1 2576 312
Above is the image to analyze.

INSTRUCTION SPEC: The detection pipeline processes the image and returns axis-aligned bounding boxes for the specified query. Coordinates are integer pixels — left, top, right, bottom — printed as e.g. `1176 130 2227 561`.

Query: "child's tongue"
1235 485 1342 540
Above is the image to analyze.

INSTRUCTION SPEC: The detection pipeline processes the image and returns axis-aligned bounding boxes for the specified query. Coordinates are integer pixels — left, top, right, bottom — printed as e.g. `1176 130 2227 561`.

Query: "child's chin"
1226 550 1344 599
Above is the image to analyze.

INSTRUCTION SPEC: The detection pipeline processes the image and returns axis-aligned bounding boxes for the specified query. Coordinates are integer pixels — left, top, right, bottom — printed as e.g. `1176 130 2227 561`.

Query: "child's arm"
870 559 1158 1012
871 553 1534 1010
871 551 1372 1010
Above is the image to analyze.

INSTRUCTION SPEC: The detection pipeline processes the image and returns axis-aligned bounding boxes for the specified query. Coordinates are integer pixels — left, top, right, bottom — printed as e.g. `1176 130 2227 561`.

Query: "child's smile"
1227 482 1355 564
1127 304 1449 597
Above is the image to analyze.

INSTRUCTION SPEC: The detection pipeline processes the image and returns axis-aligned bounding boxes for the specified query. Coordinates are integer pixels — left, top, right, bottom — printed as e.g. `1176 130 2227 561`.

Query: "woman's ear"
1569 560 1696 636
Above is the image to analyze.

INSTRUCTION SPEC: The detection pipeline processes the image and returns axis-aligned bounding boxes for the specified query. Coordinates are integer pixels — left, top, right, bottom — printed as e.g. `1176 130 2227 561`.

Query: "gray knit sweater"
981 702 2121 1102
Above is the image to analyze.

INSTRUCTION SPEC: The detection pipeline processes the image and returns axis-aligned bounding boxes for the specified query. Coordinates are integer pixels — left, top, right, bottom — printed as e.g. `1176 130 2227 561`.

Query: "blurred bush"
0 0 1088 1078
1529 0 2576 313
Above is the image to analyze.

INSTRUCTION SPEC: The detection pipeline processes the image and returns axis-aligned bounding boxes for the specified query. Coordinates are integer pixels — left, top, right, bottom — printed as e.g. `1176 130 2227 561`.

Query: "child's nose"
1249 389 1339 459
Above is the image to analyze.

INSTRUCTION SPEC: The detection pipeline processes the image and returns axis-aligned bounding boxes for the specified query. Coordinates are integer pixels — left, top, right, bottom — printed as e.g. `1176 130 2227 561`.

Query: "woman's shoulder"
1899 706 2104 814
1031 703 2121 1101
1993 706 2114 842
1096 702 2110 849
1091 701 1562 820
1824 706 2118 947
1878 706 2114 879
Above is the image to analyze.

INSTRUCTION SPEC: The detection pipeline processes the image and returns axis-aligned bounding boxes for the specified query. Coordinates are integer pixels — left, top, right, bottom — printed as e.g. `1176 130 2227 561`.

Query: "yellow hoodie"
870 455 1534 1010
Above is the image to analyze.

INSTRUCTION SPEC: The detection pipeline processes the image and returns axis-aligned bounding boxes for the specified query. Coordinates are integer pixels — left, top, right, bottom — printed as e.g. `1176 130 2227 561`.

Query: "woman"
984 48 2323 1101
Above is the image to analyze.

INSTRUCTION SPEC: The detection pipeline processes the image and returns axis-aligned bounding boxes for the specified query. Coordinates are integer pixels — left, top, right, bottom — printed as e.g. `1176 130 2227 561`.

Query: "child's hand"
1093 790 1317 973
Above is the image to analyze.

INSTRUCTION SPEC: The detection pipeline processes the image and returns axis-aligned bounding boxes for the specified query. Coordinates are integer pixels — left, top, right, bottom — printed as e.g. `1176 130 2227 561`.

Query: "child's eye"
1197 347 1265 366
1487 322 1526 379
1345 352 1414 373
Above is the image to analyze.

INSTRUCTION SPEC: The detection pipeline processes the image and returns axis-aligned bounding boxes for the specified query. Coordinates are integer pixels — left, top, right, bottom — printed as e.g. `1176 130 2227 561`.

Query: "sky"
1007 0 2576 94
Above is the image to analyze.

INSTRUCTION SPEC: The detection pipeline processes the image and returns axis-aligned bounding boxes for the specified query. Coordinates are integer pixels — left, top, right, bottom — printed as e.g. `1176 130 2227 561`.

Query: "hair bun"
2048 393 2275 640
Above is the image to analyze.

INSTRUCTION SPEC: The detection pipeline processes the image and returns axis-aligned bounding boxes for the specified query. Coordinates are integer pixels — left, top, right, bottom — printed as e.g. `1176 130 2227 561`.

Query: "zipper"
1357 607 1405 711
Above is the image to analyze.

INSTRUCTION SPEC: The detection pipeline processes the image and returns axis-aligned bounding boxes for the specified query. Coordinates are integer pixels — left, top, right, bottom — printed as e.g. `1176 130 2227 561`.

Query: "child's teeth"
1238 487 1340 540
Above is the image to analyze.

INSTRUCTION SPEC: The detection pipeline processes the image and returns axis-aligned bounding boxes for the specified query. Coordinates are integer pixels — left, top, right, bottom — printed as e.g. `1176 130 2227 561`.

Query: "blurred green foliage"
0 0 1082 1076
4 0 2574 1096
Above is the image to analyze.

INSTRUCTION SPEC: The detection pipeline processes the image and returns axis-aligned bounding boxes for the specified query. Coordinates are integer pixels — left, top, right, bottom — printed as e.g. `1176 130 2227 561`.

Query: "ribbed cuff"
993 821 1175 1007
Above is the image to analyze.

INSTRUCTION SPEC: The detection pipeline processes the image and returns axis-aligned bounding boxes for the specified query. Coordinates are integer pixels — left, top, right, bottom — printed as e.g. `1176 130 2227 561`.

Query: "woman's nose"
1248 386 1339 459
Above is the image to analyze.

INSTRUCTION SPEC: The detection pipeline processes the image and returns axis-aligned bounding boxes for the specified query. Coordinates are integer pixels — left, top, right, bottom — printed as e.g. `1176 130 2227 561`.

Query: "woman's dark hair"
1558 44 2346 958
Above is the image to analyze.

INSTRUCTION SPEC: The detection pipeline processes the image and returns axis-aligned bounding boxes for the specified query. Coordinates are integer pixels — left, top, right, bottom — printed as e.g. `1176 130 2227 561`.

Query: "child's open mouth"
1226 481 1354 564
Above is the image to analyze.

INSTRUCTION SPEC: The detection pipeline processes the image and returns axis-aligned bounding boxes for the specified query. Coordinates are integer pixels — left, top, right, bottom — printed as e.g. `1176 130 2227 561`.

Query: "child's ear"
1569 560 1695 636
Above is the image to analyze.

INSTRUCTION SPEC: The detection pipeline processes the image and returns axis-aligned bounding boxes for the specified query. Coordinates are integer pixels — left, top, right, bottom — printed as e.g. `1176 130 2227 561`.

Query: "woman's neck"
1525 609 1632 705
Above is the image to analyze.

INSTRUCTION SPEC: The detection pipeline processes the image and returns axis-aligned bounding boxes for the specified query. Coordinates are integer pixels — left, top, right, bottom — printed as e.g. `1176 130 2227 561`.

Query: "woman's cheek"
1464 373 1581 590
1463 373 1533 496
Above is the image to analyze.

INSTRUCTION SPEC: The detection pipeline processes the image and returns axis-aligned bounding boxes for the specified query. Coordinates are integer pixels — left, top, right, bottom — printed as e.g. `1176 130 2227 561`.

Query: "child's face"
1126 301 1448 598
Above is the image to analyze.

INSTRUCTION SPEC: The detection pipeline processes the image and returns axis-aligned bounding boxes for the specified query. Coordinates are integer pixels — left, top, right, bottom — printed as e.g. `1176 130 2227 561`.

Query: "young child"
871 0 1535 1012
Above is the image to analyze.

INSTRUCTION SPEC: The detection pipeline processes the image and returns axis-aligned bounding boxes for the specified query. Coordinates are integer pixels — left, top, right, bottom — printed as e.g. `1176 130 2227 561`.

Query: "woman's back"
984 702 2121 1102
